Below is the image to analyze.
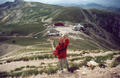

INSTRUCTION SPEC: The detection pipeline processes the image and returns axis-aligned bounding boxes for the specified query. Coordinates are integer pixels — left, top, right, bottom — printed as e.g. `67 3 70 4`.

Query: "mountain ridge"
54 3 120 13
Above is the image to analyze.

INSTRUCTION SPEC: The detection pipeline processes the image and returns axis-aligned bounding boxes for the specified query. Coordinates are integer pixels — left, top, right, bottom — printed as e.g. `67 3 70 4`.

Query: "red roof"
54 23 64 26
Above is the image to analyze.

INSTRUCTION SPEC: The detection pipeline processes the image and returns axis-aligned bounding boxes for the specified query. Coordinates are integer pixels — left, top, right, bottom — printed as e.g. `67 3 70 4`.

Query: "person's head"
59 37 64 46
58 33 68 45
59 34 65 46
61 34 65 37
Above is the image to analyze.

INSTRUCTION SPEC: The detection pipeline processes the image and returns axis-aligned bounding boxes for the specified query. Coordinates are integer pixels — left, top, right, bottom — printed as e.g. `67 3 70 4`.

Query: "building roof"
54 23 64 26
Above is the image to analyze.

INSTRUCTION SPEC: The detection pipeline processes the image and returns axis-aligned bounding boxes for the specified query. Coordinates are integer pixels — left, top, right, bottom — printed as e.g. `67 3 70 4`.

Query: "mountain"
54 3 120 13
84 3 120 13
0 1 120 50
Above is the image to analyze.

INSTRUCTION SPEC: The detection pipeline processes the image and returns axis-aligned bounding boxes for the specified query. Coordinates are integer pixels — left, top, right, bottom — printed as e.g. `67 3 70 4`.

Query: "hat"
60 33 65 37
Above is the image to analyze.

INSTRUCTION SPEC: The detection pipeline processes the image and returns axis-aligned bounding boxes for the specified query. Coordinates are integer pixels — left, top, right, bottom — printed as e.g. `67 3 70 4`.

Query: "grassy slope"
0 23 45 36
5 2 63 24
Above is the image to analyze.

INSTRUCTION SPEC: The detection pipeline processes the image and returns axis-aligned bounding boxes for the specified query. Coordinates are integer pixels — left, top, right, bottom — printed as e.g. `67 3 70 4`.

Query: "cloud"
0 0 14 4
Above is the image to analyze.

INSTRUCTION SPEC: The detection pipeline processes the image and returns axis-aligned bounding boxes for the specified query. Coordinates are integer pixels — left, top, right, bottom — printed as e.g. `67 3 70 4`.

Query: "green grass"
78 56 93 67
26 65 36 68
0 23 45 36
10 65 41 73
10 69 39 77
9 47 51 56
70 63 79 69
68 39 100 51
70 53 119 67
70 56 93 62
44 66 59 75
95 53 114 64
70 56 93 67
14 67 25 72
53 7 86 23
70 57 84 61
68 53 82 57
6 53 83 63
0 23 48 46
3 37 47 46
6 54 54 63
85 56 94 61
0 66 59 77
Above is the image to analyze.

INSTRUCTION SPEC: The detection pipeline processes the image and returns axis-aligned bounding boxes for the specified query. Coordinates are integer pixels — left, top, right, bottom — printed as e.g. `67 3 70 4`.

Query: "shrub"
22 69 39 77
14 67 25 71
70 63 79 69
6 54 54 63
70 57 83 61
79 60 87 67
44 67 59 75
95 53 114 64
85 56 93 61
10 72 22 77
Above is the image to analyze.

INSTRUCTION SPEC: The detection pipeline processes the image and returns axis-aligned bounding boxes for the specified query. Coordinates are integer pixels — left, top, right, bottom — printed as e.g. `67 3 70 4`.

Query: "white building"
72 24 85 31
46 31 59 36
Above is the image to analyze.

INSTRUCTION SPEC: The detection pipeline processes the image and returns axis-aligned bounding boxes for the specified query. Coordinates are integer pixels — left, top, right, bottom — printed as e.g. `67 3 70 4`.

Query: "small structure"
54 22 64 27
46 31 59 36
44 24 48 26
72 24 85 31
48 26 54 31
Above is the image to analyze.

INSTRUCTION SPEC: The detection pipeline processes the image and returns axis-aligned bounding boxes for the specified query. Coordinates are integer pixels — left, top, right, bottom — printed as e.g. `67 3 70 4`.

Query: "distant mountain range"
54 3 120 13
0 0 120 49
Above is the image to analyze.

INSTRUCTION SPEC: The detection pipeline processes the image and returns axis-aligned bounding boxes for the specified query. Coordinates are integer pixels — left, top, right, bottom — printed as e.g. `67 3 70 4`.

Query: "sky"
0 0 120 7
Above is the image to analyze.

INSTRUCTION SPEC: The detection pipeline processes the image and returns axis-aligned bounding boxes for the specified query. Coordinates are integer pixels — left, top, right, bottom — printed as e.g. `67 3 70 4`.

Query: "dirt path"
55 26 78 35
0 59 58 72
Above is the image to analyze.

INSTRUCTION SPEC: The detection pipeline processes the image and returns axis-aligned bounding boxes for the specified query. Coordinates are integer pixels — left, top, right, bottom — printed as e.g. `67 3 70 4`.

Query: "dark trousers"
59 58 69 70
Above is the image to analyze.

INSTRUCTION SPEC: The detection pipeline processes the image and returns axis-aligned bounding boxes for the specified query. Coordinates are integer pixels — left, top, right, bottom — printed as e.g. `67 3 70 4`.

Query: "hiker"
53 34 70 72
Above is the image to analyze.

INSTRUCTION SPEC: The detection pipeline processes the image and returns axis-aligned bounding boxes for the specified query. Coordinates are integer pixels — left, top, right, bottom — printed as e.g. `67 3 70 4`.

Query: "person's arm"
53 45 59 56
64 37 69 46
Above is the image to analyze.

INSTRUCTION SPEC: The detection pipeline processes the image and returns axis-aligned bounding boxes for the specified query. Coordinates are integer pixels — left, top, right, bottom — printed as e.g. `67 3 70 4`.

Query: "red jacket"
53 38 69 59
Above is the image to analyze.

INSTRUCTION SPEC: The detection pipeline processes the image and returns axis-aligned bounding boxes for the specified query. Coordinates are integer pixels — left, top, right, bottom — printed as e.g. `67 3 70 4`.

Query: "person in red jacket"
53 35 70 72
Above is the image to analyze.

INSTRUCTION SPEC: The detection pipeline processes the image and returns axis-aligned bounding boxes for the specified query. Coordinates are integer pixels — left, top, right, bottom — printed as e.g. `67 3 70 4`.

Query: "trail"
49 39 55 50
1 14 10 22
33 28 48 37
